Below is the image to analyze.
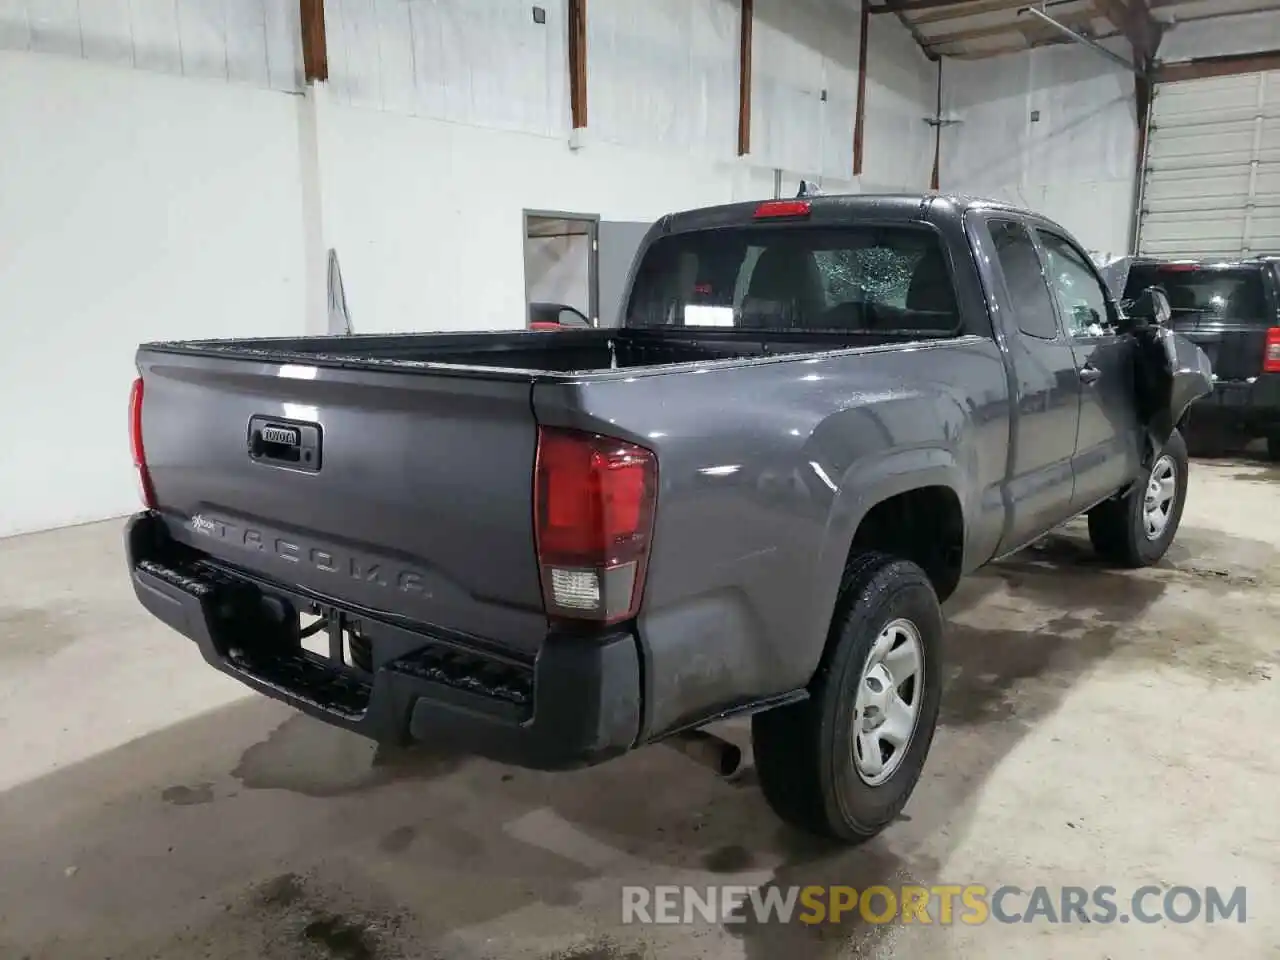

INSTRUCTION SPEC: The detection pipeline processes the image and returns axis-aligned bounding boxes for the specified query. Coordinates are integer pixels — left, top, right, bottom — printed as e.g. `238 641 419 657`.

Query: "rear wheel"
1088 428 1189 567
752 553 943 842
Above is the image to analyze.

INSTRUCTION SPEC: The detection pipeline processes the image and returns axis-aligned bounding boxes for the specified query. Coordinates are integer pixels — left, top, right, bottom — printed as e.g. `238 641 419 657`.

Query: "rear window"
1122 265 1267 321
625 226 959 334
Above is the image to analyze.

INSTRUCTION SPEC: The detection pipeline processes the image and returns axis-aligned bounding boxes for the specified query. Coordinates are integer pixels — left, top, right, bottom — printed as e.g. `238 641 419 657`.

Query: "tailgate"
136 349 547 657
1168 317 1267 382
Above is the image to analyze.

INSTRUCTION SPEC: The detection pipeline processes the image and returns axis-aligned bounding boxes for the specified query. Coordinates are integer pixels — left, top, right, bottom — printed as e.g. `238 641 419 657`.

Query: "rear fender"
806 449 966 665
1132 325 1213 449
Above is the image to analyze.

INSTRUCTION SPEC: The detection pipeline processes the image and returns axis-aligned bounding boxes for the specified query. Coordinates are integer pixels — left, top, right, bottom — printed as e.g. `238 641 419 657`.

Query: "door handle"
1079 365 1102 384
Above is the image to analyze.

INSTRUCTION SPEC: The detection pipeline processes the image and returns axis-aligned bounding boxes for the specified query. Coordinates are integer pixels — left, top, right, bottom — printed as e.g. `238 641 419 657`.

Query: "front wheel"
1087 428 1189 567
752 553 943 842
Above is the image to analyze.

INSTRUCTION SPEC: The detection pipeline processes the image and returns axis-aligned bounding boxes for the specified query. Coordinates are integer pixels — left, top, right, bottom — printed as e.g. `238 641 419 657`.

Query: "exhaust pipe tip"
718 742 745 780
666 729 745 780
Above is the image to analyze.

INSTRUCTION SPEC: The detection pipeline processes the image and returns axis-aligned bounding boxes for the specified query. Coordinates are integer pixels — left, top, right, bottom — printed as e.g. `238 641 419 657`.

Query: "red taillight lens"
753 200 811 219
1265 327 1280 373
129 376 157 509
534 426 657 623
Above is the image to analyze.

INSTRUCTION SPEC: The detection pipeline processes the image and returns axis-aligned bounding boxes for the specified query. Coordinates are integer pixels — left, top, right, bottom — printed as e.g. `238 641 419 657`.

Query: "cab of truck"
1121 256 1280 458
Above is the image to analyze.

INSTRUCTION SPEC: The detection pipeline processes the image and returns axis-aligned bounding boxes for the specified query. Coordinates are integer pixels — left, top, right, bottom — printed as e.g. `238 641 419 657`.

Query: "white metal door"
1138 70 1280 258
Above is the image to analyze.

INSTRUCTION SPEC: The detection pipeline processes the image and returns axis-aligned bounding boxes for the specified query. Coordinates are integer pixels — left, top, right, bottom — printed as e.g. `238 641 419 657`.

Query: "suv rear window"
1123 264 1267 321
625 226 959 334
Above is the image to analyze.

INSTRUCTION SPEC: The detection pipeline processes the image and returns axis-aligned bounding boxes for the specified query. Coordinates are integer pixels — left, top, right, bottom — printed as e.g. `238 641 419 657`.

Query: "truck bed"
144 327 938 376
132 322 959 677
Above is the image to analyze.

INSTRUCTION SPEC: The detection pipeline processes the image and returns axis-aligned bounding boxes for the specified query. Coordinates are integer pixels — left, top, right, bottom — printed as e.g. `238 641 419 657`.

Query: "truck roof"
1127 255 1280 270
659 192 1044 235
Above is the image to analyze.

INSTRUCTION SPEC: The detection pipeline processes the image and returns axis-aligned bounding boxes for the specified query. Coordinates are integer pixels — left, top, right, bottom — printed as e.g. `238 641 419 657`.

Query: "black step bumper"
125 512 642 770
1190 373 1280 434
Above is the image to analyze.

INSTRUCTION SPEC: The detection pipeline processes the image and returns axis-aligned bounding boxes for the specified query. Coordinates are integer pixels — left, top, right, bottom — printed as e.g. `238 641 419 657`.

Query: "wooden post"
569 0 588 128
300 0 328 83
853 0 870 175
930 59 942 190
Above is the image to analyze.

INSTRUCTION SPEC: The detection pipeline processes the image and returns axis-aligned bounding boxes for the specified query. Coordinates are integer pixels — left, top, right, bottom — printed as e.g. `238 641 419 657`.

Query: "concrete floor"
1 459 1278 960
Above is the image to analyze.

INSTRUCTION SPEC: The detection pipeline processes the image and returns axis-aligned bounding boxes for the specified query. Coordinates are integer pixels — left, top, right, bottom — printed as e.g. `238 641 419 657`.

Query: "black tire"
751 552 943 843
1087 428 1189 567
1267 435 1280 463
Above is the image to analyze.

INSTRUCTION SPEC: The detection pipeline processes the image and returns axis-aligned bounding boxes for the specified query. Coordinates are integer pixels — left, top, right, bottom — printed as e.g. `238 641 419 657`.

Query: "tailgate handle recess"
248 416 322 472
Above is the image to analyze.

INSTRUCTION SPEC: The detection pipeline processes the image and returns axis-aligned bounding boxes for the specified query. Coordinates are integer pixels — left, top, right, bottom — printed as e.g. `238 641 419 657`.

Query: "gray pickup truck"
126 194 1211 842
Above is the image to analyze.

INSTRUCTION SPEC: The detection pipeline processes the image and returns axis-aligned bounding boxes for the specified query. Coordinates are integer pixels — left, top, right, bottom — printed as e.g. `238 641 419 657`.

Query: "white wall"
316 0 935 336
313 95 750 334
1158 10 1280 63
590 0 739 159
940 43 1139 258
0 50 308 537
863 12 937 192
0 0 940 534
0 0 302 90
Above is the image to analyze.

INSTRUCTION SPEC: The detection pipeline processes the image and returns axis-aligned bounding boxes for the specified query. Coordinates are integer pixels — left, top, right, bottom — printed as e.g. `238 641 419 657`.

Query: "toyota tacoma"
125 194 1211 841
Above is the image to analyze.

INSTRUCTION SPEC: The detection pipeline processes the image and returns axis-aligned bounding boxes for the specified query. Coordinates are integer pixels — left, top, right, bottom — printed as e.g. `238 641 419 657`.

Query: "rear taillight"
129 376 157 509
534 427 658 624
1265 328 1280 373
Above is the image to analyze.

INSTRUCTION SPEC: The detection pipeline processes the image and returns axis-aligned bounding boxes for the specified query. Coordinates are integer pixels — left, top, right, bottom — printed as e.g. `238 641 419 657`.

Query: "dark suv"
1122 257 1280 459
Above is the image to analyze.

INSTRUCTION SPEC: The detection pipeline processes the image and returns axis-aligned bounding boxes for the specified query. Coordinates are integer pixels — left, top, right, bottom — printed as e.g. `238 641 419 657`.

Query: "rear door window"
1122 265 1268 323
988 219 1060 341
625 226 959 334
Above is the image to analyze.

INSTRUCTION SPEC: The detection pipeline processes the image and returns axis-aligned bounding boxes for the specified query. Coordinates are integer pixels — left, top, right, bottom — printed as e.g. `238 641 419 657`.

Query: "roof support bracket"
1020 5 1145 77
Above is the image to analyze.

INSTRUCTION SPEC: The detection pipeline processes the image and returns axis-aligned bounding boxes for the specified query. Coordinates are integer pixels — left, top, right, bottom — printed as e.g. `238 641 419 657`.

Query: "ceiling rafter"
870 0 1280 61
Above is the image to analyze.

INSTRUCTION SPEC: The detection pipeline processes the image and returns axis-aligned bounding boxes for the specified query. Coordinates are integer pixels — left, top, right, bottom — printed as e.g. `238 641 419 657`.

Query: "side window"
989 219 1060 340
1037 231 1114 337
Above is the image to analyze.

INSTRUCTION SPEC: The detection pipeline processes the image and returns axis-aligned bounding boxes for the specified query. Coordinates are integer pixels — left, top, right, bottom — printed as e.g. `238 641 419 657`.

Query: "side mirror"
1128 286 1171 327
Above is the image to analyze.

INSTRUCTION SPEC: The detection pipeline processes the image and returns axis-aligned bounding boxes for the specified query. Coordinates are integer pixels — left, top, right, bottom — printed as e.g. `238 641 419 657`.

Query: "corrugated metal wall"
0 0 301 90
322 0 866 178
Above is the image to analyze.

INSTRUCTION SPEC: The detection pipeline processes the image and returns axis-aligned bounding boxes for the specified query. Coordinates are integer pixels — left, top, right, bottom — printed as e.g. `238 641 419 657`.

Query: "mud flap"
1131 323 1214 453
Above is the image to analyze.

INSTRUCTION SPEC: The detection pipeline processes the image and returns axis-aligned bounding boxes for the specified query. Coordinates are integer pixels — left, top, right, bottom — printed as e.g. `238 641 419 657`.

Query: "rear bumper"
1190 374 1280 433
125 512 642 770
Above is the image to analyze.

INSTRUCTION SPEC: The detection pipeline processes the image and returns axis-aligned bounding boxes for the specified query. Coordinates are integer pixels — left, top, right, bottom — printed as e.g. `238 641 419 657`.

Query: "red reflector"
1265 327 1280 373
129 376 157 509
753 200 811 219
1160 264 1200 272
534 427 657 623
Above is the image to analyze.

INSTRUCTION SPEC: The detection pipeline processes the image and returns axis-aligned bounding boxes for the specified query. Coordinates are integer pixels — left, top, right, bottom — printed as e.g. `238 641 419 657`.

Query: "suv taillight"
534 426 657 624
129 377 157 509
1265 328 1280 373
